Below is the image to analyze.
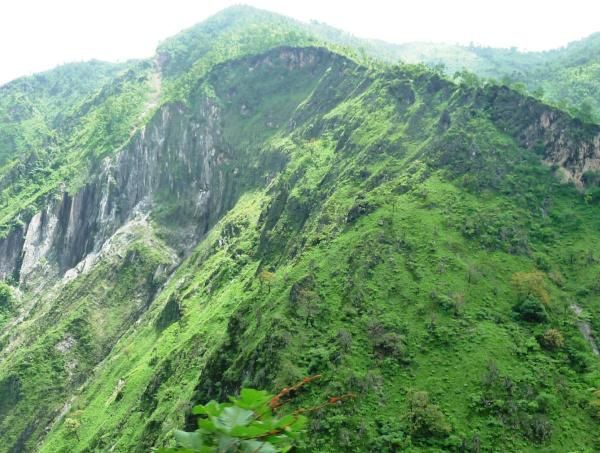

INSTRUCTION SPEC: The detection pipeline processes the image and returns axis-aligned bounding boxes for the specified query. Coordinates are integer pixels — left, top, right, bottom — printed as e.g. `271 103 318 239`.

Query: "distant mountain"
386 34 600 123
0 6 600 452
156 7 600 123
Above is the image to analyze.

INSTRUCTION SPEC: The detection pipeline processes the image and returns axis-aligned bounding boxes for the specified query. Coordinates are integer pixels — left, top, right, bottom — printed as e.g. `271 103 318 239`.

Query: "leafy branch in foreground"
161 375 355 452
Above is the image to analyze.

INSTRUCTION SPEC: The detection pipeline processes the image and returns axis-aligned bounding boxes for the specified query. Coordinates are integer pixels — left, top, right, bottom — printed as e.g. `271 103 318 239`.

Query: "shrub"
513 296 549 323
406 391 451 440
336 329 353 353
163 378 355 452
0 282 13 310
64 418 81 440
259 269 276 293
511 271 551 306
548 270 565 287
590 389 600 418
527 414 552 443
539 329 564 350
373 332 407 361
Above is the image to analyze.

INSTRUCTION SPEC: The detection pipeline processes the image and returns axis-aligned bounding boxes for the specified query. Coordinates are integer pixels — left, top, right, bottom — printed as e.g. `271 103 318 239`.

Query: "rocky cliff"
478 85 600 185
0 99 235 288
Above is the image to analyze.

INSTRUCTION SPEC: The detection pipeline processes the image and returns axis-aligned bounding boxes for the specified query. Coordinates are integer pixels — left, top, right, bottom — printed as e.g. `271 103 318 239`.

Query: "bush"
373 332 407 361
163 378 355 452
511 271 550 306
0 283 13 311
590 389 600 418
527 414 552 443
539 329 565 350
513 296 548 323
406 391 451 440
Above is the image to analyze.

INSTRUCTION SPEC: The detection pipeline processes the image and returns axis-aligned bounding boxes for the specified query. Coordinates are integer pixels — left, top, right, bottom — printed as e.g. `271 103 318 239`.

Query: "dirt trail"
143 69 162 116
130 67 162 138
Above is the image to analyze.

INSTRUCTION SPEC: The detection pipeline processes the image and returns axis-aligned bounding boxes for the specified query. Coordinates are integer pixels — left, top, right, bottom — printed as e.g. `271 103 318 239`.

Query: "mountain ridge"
0 7 599 452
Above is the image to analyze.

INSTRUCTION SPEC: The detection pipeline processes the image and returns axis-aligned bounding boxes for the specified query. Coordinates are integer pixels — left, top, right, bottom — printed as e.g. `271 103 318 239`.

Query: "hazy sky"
2 0 599 85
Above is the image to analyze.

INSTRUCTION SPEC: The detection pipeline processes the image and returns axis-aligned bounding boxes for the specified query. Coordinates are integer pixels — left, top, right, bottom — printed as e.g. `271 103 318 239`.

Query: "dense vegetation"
388 34 600 124
0 5 600 452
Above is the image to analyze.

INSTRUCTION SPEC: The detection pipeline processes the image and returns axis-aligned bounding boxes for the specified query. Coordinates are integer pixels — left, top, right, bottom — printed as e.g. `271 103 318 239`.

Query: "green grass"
1 11 600 453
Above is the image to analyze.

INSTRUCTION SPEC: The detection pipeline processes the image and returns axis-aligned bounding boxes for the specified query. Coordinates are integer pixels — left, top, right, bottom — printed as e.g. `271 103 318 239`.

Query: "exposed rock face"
482 86 600 186
0 99 234 286
0 227 24 281
534 112 600 185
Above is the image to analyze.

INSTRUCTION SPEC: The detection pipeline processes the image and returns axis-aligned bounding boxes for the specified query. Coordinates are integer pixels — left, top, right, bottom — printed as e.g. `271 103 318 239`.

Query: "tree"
514 296 549 323
406 391 451 440
590 389 600 418
454 70 480 88
0 282 13 310
300 294 320 327
373 332 407 360
540 329 564 350
577 101 595 123
532 86 545 99
64 417 81 441
511 271 551 306
259 269 276 293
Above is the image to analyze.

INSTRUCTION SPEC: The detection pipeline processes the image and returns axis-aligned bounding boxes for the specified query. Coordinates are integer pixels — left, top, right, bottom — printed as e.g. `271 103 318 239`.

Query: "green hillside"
0 61 128 164
388 34 600 124
0 6 599 453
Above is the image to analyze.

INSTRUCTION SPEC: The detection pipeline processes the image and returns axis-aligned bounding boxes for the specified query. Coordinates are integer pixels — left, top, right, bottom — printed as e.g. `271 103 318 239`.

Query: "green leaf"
236 388 272 410
174 430 204 449
193 400 222 416
230 423 274 438
273 414 296 428
240 439 278 453
218 406 254 431
198 419 218 433
216 433 239 452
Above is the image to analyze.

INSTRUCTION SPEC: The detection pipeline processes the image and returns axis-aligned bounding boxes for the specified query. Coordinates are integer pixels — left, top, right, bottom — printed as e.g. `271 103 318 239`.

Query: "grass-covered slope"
1 7 600 453
1 5 598 241
2 46 593 452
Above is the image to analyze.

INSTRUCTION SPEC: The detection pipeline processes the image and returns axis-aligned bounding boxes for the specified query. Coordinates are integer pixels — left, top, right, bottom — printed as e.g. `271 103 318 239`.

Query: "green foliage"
590 389 600 418
0 282 13 309
406 390 451 440
511 271 551 306
539 328 565 350
2 7 600 453
0 61 125 164
161 388 306 452
513 296 549 323
392 34 600 123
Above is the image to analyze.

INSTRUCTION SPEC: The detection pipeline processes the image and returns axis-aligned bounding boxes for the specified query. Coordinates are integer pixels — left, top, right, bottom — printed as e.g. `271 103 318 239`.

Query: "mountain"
1 5 600 452
379 34 600 124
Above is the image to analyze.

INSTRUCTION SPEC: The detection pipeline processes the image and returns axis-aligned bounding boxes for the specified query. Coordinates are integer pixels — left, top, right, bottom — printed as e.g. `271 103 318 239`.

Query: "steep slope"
0 59 161 242
1 7 600 453
0 61 127 165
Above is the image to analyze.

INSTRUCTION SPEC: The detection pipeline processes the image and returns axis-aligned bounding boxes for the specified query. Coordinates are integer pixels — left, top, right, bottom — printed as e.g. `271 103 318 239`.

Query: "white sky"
1 0 599 85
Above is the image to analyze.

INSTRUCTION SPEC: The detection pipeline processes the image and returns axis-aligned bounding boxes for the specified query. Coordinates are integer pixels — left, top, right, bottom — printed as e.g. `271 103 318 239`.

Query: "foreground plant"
162 375 353 452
